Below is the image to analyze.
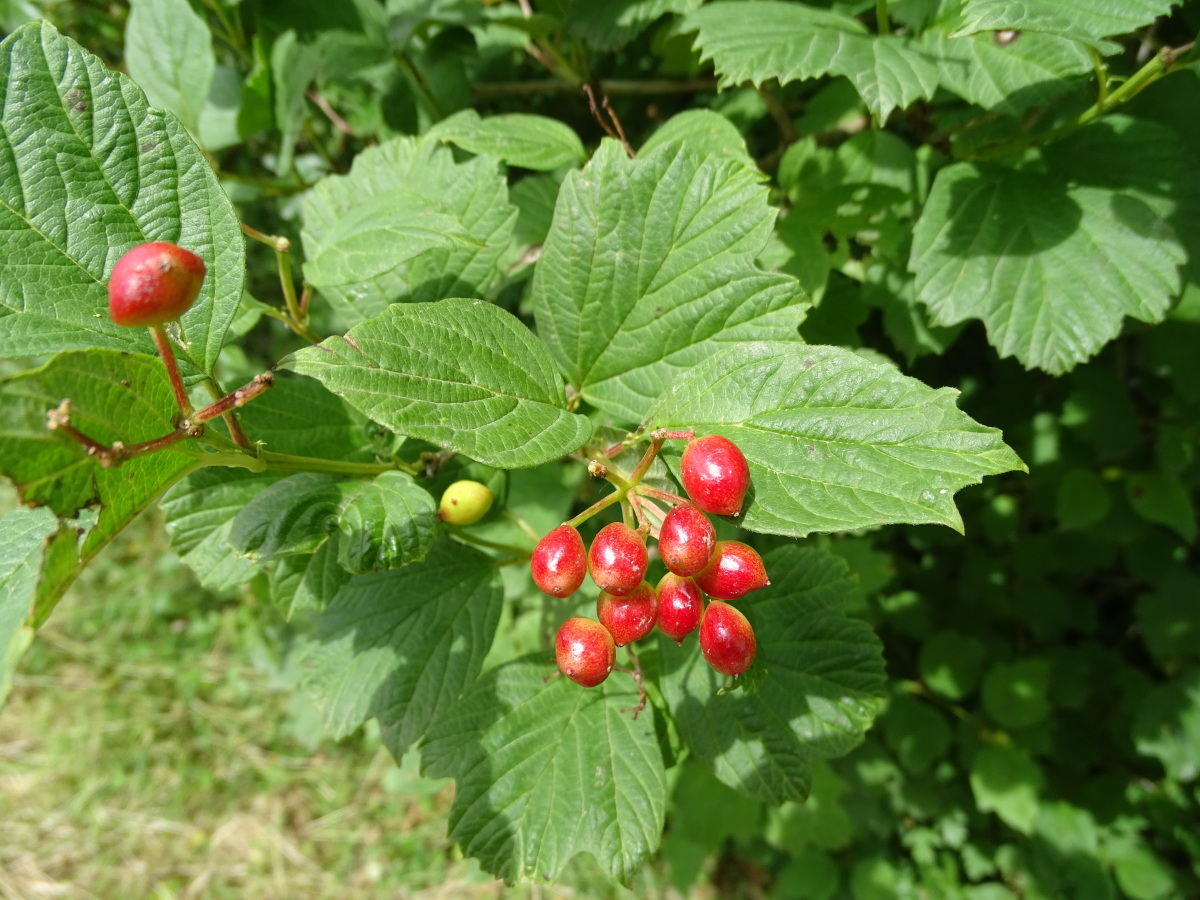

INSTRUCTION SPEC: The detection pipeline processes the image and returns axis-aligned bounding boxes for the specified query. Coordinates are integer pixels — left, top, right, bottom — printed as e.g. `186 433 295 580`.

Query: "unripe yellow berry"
438 480 494 525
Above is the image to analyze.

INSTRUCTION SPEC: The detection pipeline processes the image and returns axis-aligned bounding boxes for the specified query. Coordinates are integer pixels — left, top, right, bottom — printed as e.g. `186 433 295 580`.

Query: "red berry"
658 503 717 577
555 617 616 687
680 434 750 516
699 600 756 677
588 522 648 596
597 581 658 646
694 541 769 600
108 242 206 327
531 525 587 597
656 572 703 644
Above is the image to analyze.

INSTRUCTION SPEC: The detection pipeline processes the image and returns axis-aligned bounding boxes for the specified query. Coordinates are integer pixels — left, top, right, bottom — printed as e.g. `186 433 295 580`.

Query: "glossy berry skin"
680 434 750 516
694 541 769 600
108 242 206 327
658 503 717 577
588 522 648 597
699 600 756 677
597 581 658 647
656 573 703 644
438 480 493 525
556 617 616 687
531 525 587 597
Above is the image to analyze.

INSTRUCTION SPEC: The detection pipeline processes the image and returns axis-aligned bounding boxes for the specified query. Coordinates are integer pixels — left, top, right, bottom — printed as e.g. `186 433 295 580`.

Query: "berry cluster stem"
148 324 192 415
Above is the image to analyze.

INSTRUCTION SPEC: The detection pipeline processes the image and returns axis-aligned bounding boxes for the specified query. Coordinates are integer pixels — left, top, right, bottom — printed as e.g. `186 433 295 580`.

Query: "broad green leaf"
269 539 352 617
959 0 1178 52
125 0 215 134
566 0 702 51
1056 469 1111 530
160 467 284 592
640 109 757 171
301 137 517 328
1132 668 1200 782
282 300 592 468
911 155 1185 374
0 505 58 709
531 141 806 423
658 547 885 804
1136 568 1200 668
919 630 985 699
1112 844 1179 900
684 2 940 121
0 22 244 373
0 349 201 566
270 30 317 177
1126 472 1197 541
422 654 667 884
880 694 952 775
300 539 502 750
981 659 1051 729
647 343 1024 536
228 471 436 571
428 109 586 170
970 745 1043 834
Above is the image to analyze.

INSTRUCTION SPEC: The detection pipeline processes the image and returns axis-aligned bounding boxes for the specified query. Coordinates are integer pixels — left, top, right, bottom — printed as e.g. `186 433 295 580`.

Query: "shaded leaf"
125 0 214 133
428 109 585 170
959 0 1178 52
970 745 1044 834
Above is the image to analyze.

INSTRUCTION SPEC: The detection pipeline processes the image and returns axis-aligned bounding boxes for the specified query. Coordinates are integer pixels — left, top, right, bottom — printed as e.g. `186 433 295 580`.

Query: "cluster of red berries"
533 435 767 688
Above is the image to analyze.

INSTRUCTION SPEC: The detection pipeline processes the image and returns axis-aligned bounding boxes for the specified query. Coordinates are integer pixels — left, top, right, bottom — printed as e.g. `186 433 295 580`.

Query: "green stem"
444 526 533 559
875 0 889 35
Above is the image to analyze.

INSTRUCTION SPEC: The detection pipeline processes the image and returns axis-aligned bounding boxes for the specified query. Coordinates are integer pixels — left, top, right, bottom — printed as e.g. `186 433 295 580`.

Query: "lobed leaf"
281 299 592 468
427 109 586 170
0 22 244 373
421 655 667 884
958 0 1179 52
531 140 805 423
300 539 502 752
647 342 1024 536
658 546 885 804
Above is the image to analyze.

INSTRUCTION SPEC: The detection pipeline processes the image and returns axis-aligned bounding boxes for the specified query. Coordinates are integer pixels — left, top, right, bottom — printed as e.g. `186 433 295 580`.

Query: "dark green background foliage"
2 0 1199 896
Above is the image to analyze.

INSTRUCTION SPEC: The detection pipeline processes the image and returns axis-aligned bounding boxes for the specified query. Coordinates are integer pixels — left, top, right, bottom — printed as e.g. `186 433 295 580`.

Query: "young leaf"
421 655 667 884
566 0 702 51
281 300 592 468
427 109 586 170
683 1 940 121
0 506 59 710
958 0 1178 52
911 155 1185 374
658 546 885 804
124 0 215 134
301 137 517 328
531 140 806 423
299 539 502 752
647 342 1025 536
0 22 244 373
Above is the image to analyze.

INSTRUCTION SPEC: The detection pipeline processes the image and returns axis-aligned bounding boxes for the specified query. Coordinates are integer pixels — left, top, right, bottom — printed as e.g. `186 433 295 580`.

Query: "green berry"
438 480 493 525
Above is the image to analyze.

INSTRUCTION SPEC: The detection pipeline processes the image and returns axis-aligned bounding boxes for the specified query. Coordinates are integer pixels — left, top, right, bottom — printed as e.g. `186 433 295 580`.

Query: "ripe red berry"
680 434 750 516
555 616 616 687
108 242 206 327
531 525 587 597
597 581 658 647
588 522 648 596
699 600 756 677
656 572 703 644
694 541 769 600
658 503 717 577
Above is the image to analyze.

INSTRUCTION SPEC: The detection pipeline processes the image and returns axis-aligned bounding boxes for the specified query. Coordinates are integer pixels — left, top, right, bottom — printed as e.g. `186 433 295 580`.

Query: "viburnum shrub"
6 1 1197 893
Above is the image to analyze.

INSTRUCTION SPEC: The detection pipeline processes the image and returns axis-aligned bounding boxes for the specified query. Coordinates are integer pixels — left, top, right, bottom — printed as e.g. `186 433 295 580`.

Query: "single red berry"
108 242 206 327
658 503 717 577
531 525 587 597
694 540 769 600
699 600 756 677
555 616 616 687
656 572 703 644
680 434 750 516
597 581 658 647
588 522 648 596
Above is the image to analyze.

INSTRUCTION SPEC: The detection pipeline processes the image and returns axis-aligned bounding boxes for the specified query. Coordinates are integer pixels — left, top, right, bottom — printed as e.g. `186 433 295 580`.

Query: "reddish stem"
618 647 648 718
191 371 275 425
148 324 192 415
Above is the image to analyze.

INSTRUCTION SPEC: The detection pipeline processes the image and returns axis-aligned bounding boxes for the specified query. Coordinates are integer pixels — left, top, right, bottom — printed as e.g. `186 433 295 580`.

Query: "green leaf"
919 630 985 699
647 343 1025 536
1112 844 1179 900
911 160 1184 374
228 471 436 572
281 300 592 468
301 137 517 328
1126 472 1197 541
269 539 352 617
428 109 585 170
421 654 667 884
531 141 806 423
640 109 757 171
566 0 702 51
0 349 201 563
124 0 215 134
0 505 59 709
0 22 244 373
1056 469 1111 530
1132 668 1200 782
958 0 1178 52
658 546 885 804
1136 568 1200 668
969 745 1044 835
981 659 1052 729
881 694 952 775
684 2 940 121
270 30 317 177
300 539 502 750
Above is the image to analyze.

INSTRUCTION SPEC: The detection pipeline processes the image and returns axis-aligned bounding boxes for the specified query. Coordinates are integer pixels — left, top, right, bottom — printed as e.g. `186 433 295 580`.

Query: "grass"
0 497 694 900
